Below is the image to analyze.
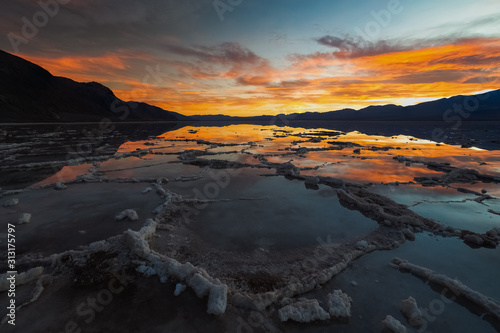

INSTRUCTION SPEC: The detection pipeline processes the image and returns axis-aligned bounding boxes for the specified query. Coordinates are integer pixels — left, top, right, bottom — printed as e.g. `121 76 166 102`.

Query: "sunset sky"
1 0 500 116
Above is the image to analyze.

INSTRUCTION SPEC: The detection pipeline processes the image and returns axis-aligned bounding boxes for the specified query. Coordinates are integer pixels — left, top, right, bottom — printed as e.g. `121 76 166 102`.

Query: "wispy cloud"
165 42 274 80
19 36 500 115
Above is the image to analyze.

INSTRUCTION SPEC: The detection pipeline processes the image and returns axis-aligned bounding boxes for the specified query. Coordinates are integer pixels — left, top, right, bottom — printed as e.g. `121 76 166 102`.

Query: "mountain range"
193 91 500 122
1 49 499 123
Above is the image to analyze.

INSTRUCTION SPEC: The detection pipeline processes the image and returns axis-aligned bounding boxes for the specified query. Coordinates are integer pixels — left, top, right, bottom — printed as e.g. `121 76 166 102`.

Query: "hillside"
0 50 190 123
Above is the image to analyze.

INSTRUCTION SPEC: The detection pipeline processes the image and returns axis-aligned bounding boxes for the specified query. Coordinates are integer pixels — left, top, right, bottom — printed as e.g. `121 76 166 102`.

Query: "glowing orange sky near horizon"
17 37 500 117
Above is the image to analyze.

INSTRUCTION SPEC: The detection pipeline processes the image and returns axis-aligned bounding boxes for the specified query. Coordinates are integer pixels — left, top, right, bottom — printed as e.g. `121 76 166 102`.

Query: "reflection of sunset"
35 123 500 186
159 125 275 143
107 124 500 184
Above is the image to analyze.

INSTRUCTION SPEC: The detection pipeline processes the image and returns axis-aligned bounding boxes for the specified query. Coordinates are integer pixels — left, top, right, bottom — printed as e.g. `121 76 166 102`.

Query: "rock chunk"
157 177 169 184
55 182 67 190
0 267 44 291
142 187 152 194
279 299 330 323
188 273 212 298
381 315 407 333
207 284 228 315
155 187 167 198
327 290 352 318
3 198 19 207
18 213 31 224
402 228 415 241
174 283 187 296
356 240 369 250
276 162 300 177
400 297 424 328
115 209 139 221
486 227 500 240
152 204 164 215
464 234 484 246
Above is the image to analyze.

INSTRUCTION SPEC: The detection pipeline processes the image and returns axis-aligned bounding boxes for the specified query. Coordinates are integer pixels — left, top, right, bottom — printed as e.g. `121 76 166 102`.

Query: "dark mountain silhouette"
1 49 499 123
193 90 500 121
0 50 190 122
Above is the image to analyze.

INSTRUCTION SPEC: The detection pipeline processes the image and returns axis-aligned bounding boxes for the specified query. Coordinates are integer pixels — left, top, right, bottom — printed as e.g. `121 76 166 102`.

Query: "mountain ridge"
193 90 500 122
1 49 499 123
0 50 190 123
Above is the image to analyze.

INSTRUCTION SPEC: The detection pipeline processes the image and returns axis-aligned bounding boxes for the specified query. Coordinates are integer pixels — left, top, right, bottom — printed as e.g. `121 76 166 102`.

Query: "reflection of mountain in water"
0 122 190 189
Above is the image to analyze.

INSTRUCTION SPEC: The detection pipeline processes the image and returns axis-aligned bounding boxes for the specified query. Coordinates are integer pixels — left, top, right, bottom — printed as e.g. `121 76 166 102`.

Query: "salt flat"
1 121 499 332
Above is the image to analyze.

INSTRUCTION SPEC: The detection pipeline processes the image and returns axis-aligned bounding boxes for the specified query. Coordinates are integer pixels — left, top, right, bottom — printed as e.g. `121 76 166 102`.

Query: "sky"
1 0 500 116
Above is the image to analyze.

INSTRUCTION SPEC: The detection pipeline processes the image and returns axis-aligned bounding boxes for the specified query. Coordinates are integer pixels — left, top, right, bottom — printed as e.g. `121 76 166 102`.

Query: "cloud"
166 42 268 68
315 35 411 58
422 13 500 39
267 79 310 88
292 34 499 68
235 76 271 86
18 51 156 85
165 42 275 82
430 54 500 66
463 76 500 84
6 6 500 118
386 70 470 84
0 0 211 57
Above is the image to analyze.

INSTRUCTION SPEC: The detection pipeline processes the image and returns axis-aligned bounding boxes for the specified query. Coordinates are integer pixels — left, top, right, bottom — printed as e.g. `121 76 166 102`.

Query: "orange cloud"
15 37 500 116
17 53 133 83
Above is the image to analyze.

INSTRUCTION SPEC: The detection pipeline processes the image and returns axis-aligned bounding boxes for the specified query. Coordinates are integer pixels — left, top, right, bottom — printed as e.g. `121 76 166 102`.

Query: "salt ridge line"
391 257 500 322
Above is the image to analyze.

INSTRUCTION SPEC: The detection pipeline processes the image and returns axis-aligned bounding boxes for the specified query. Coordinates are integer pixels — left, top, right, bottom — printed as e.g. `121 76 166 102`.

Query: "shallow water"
1 121 500 333
0 182 163 256
372 185 500 233
191 177 377 251
298 233 500 333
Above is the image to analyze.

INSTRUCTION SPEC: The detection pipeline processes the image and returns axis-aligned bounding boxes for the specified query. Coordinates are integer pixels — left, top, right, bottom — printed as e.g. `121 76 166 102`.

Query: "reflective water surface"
1 121 499 333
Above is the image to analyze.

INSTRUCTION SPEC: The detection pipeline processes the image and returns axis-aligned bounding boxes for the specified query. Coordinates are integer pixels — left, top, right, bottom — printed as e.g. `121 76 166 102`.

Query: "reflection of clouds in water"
32 123 500 187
